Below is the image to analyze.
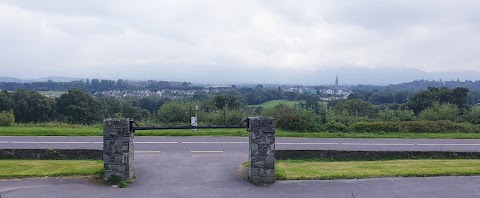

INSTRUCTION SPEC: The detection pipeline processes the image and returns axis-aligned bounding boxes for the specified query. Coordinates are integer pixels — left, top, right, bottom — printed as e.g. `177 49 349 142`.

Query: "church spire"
335 75 339 91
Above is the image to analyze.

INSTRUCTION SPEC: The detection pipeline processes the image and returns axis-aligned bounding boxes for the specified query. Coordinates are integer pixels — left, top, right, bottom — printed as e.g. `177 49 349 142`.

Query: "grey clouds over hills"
1 67 479 85
0 76 83 83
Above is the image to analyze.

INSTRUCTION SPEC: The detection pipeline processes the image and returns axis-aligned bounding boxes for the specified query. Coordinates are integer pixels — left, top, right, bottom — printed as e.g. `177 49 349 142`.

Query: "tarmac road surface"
1 136 480 152
2 136 480 197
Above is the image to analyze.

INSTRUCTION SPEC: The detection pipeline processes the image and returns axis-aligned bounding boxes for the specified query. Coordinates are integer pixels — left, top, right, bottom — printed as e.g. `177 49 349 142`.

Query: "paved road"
2 136 480 152
2 152 480 198
2 136 480 198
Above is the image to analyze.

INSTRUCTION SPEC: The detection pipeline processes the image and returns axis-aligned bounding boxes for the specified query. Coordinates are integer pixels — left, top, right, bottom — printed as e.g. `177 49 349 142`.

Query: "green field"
2 126 480 139
38 91 67 95
276 159 480 180
249 100 302 108
0 160 103 179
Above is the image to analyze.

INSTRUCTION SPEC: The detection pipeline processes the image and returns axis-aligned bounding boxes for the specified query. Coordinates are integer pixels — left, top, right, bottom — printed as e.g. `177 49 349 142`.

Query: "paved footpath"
2 152 480 198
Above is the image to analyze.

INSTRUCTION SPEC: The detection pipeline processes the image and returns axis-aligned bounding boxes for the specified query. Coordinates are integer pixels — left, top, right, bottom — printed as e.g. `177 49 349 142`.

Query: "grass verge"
2 126 480 139
0 160 103 179
276 159 480 180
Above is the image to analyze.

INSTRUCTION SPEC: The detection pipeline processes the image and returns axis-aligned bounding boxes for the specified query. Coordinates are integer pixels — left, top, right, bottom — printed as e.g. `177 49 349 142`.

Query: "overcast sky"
1 0 479 82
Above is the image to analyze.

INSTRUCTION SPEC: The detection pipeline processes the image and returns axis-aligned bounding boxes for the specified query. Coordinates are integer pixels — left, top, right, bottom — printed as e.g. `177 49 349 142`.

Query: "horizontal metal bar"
132 125 247 131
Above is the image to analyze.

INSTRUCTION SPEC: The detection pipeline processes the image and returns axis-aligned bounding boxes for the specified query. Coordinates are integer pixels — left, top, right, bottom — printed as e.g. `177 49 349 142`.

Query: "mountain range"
0 76 83 83
1 67 479 85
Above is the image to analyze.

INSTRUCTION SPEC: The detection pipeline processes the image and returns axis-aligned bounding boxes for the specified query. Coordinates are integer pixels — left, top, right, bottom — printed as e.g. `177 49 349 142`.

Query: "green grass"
0 126 102 136
0 160 103 179
276 159 480 180
2 126 480 139
249 100 302 108
38 91 67 95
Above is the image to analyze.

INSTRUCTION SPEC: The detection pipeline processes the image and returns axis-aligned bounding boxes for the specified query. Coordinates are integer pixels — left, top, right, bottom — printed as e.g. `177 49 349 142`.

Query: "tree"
122 106 150 121
213 95 242 110
407 87 470 115
0 91 14 111
11 90 54 123
452 87 469 114
138 97 162 113
99 97 125 118
332 99 379 118
192 92 209 101
56 89 104 124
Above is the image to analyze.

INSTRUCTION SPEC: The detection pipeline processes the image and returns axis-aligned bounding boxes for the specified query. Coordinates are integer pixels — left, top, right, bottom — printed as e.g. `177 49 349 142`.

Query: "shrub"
325 122 348 132
464 106 480 124
0 111 15 126
379 109 416 122
332 99 379 118
349 120 480 133
157 102 190 123
327 113 369 126
200 109 247 125
262 104 323 131
419 103 459 121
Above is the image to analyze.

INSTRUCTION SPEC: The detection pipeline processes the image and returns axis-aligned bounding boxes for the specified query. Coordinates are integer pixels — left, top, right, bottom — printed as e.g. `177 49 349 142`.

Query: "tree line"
0 79 202 93
1 86 479 133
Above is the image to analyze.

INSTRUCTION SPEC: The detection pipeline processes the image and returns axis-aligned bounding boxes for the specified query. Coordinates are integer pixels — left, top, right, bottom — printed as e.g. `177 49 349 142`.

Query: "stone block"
248 117 276 185
103 118 134 181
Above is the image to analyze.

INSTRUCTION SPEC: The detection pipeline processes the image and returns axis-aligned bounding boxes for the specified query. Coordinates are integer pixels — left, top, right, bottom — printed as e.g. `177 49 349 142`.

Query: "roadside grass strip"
0 126 102 136
3 126 480 139
0 160 103 179
276 159 480 180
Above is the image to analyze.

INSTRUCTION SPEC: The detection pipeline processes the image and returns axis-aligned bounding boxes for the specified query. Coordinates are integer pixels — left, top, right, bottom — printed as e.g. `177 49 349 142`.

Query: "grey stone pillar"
103 118 134 181
248 117 276 185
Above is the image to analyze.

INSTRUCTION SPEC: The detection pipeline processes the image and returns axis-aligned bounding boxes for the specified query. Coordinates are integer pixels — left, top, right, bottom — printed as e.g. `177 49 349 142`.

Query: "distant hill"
167 66 480 85
1 67 480 85
284 67 480 85
31 76 84 82
0 76 23 83
0 76 83 83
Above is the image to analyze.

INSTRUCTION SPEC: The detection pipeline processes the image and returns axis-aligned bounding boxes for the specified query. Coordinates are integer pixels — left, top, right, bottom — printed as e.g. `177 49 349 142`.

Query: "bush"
262 104 322 131
419 103 459 121
332 99 379 118
157 102 190 123
378 109 416 122
200 109 247 125
349 120 480 133
325 122 347 132
0 111 15 126
327 113 369 126
464 106 480 124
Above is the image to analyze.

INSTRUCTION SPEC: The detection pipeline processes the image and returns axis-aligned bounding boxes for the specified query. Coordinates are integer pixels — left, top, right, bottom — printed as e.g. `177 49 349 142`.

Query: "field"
0 160 103 179
276 159 480 180
38 91 67 96
2 125 480 139
248 100 302 108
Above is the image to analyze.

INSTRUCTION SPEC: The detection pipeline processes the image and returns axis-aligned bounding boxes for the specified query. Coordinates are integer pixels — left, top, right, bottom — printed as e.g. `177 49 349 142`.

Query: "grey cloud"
0 0 479 83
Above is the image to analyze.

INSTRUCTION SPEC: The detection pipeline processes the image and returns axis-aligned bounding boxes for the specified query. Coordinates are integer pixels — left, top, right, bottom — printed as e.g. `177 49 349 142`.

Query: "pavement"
2 136 480 198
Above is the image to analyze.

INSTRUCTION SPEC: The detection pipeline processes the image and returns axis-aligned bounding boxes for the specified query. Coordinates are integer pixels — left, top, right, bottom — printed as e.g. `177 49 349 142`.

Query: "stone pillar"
248 117 276 185
103 118 134 181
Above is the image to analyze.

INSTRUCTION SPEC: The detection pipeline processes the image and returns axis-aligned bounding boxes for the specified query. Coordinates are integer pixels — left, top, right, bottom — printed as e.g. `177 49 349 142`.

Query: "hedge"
349 120 480 133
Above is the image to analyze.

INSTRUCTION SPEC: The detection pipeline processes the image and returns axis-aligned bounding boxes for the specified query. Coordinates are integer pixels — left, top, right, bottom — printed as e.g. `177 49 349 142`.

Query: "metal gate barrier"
104 117 275 186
